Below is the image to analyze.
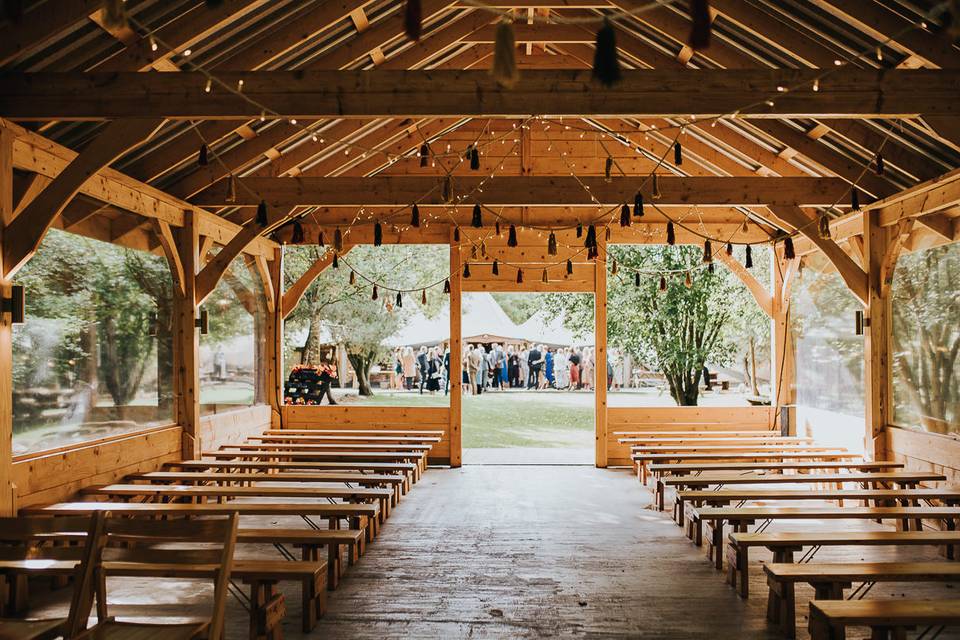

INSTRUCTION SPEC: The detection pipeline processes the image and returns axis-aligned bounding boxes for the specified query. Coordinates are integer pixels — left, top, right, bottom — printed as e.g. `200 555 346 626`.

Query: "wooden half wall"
606 406 777 466
280 405 452 465
11 404 272 509
887 427 960 488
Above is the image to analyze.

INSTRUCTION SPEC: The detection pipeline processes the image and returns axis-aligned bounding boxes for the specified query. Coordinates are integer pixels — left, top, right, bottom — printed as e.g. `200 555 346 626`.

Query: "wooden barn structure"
0 0 958 638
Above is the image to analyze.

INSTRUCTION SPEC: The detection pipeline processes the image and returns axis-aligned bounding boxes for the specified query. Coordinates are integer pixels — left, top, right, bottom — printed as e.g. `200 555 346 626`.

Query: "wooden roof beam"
3 69 954 121
0 0 104 66
191 176 850 207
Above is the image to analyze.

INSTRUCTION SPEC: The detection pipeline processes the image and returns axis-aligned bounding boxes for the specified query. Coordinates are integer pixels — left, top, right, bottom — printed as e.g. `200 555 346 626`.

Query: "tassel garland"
508 225 518 247
652 173 662 200
495 220 501 236
604 156 613 182
472 204 483 228
332 253 339 269
605 226 611 242
688 0 712 50
584 224 597 250
611 259 619 275
469 146 480 170
541 269 549 284
593 18 621 87
318 232 325 247
453 227 460 242
349 270 356 285
576 222 583 238
256 200 268 227
404 0 422 41
491 20 519 88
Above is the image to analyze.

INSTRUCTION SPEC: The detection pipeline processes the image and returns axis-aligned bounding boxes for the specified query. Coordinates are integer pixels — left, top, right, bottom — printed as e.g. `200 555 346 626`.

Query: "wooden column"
265 247 284 428
174 209 201 459
771 249 797 435
863 209 891 459
594 234 608 468
0 126 14 515
449 239 463 467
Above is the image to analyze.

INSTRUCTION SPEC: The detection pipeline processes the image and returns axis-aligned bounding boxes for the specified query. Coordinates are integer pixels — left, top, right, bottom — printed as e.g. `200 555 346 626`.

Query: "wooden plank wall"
281 405 452 464
606 406 776 466
199 404 273 451
887 427 960 488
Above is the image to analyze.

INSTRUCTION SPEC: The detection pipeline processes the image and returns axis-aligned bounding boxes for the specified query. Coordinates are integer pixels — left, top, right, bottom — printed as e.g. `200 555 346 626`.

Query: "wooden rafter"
2 117 164 278
2 69 954 121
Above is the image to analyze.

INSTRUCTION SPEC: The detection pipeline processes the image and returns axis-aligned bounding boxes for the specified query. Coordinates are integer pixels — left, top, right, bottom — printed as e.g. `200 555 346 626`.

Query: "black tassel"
576 222 583 238
372 284 378 301
374 222 383 246
745 245 753 269
443 279 451 294
666 221 675 245
541 269 549 284
419 144 429 167
689 0 712 50
592 18 621 87
349 270 356 285
851 187 860 211
411 204 420 228
318 232 325 247
492 259 499 276
548 232 558 256
708 262 715 273
784 237 795 260
463 263 471 278
634 272 641 287
291 220 304 244
726 242 733 256
659 275 667 292
495 220 501 236
605 226 612 242
674 141 683 166
453 227 460 242
584 224 597 250
508 225 518 247
516 268 523 284
818 214 832 240
334 228 343 252
404 0 421 41
470 146 480 170
396 292 403 308
702 240 712 263
634 192 644 217
604 156 613 182
199 144 209 166
875 153 884 176
620 204 631 227
491 20 519 88
567 259 574 275
472 204 483 228
256 200 268 227
332 253 339 269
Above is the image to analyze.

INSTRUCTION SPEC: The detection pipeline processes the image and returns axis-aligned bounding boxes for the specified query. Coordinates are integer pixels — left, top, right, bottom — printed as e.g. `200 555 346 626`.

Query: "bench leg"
324 544 340 591
248 580 285 640
656 480 665 511
766 578 795 639
301 570 327 632
808 607 843 640
726 544 748 598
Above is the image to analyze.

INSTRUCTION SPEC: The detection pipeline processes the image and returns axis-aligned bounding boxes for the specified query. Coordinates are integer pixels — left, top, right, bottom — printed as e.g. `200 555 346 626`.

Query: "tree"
545 245 762 406
284 245 447 396
891 243 960 433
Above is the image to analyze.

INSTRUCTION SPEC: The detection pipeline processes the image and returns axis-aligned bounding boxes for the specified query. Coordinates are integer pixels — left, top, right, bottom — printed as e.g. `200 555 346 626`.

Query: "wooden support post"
174 210 201 459
771 249 797 435
863 209 891 459
265 248 284 428
0 126 15 515
594 234 608 468
449 239 463 468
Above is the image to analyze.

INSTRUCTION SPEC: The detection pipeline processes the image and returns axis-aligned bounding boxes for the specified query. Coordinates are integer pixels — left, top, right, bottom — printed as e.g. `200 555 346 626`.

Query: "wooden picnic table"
691 506 960 570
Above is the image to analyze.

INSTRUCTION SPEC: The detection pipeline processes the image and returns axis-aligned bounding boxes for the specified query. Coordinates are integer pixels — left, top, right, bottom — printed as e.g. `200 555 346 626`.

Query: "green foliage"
492 293 549 324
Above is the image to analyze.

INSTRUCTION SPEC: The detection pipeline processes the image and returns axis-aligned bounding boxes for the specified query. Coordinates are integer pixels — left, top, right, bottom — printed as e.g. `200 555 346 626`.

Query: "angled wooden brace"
768 205 869 305
281 246 352 320
152 219 186 298
253 254 275 313
2 117 164 278
714 249 773 318
879 218 915 297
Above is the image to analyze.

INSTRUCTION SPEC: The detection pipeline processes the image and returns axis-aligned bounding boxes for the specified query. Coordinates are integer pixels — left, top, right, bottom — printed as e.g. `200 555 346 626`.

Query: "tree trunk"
301 314 324 365
347 351 375 397
749 336 760 397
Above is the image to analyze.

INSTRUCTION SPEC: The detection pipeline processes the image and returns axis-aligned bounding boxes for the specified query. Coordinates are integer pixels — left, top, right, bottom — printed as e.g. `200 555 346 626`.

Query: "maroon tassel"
688 0 712 50
516 268 523 284
492 260 499 276
463 263 471 278
784 237 795 260
404 0 422 41
620 204 631 227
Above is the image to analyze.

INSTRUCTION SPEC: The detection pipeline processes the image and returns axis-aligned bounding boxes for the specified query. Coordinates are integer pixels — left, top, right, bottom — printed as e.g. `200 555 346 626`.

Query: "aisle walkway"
305 465 780 639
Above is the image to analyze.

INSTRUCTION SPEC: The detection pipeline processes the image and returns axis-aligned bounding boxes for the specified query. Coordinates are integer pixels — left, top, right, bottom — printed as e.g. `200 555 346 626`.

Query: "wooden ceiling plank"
2 117 165 278
0 0 104 67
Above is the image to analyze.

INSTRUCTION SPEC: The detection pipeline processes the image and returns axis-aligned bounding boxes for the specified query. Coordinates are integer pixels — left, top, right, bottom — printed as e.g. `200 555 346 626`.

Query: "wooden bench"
206 449 427 481
766 562 960 638
82 483 396 522
263 429 445 436
691 506 960 570
223 442 433 474
808 599 960 640
613 429 780 437
727 530 960 598
169 459 418 492
652 462 910 509
677 487 960 526
662 470 943 515
253 434 442 444
620 436 814 445
636 451 860 484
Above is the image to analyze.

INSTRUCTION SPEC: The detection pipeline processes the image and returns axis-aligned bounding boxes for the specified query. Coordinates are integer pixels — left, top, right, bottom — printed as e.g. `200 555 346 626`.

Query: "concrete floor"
25 463 960 639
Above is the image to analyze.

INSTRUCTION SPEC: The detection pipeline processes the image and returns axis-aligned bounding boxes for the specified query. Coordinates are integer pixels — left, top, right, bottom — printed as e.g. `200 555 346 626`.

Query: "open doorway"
460 292 595 465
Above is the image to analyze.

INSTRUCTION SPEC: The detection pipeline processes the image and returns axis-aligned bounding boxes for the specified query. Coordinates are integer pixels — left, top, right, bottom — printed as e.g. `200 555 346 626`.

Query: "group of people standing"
390 343 601 396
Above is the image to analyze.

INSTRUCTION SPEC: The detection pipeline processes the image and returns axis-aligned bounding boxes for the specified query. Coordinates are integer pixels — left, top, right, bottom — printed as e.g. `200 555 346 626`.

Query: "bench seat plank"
809 599 960 640
262 429 444 436
131 471 405 485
